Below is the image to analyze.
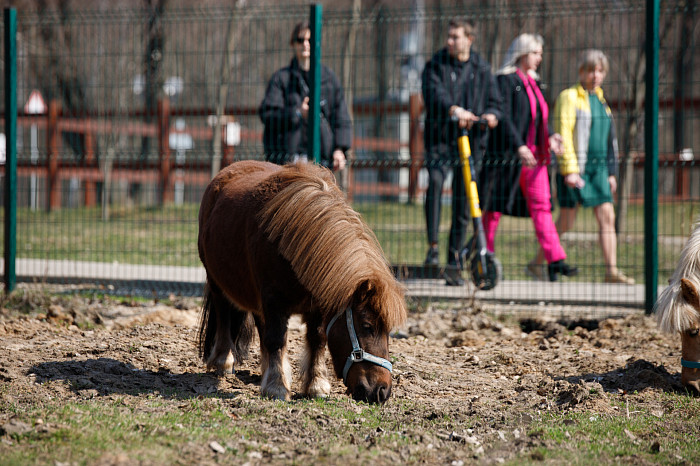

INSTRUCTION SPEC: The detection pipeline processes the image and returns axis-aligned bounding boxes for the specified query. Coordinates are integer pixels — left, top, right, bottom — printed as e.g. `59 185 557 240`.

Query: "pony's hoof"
206 352 234 376
305 378 331 398
261 386 291 401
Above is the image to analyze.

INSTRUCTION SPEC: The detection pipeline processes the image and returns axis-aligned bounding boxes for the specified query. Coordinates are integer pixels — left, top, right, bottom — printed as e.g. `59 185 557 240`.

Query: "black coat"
259 58 352 167
421 48 502 164
481 72 551 217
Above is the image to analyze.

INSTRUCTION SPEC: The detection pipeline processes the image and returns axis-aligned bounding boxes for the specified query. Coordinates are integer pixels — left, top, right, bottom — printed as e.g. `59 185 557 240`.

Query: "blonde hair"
498 33 544 78
578 49 609 74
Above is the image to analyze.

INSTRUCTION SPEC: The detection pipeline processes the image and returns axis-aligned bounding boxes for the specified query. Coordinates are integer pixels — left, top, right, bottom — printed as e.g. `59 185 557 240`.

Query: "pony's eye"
361 322 374 333
689 328 700 337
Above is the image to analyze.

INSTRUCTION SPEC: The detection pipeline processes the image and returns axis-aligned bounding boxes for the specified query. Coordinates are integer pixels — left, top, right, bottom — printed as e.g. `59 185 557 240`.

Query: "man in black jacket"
422 18 502 285
259 22 352 171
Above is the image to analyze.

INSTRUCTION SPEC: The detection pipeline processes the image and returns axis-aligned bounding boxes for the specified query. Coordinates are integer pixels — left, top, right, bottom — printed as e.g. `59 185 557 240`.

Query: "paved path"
8 258 665 310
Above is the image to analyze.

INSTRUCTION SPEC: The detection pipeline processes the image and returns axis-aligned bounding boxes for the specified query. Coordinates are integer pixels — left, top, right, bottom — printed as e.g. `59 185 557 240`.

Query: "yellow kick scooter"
456 125 501 290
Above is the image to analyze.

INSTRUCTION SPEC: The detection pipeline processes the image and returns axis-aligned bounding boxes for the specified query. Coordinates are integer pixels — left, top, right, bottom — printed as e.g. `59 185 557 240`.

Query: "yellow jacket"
553 83 619 177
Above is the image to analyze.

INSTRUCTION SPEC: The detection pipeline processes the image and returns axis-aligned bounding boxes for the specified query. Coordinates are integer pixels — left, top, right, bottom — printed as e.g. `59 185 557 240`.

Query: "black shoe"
548 260 579 282
424 246 439 266
444 265 465 286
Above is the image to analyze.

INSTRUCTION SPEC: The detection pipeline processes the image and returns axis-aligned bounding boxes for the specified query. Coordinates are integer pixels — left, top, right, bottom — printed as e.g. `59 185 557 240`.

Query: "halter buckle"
350 349 365 362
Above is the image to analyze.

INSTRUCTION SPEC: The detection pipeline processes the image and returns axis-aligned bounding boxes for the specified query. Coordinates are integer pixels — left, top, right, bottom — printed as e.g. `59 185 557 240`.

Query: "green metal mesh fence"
1 1 698 308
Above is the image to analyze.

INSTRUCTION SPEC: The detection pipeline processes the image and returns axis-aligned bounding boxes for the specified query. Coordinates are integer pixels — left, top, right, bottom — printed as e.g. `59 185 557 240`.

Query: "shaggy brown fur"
258 162 406 331
197 160 406 402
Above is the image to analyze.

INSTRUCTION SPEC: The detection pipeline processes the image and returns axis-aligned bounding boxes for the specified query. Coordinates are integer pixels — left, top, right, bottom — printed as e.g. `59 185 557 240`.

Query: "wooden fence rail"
1 94 697 210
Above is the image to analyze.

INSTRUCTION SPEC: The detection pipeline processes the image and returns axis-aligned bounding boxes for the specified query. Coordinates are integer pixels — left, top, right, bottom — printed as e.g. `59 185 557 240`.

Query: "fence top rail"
11 1 652 22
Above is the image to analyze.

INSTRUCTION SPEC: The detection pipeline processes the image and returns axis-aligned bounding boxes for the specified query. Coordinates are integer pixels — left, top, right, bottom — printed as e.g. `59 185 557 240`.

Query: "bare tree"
615 4 676 234
31 0 89 159
337 0 363 192
673 0 695 154
211 0 247 178
140 0 168 160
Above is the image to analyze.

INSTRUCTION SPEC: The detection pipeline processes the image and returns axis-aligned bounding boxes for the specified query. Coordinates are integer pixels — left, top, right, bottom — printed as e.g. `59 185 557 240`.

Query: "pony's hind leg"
258 312 292 401
199 279 252 375
300 312 331 398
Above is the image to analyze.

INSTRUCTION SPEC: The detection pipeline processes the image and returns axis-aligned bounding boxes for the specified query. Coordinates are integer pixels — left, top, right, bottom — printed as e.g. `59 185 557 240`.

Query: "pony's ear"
353 280 375 304
680 278 700 309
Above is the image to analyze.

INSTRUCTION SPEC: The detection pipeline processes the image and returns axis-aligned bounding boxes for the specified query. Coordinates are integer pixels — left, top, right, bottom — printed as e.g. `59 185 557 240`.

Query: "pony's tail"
198 279 255 363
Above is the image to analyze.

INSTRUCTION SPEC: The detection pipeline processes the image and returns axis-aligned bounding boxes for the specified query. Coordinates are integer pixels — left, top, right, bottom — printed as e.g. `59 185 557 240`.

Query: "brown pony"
654 218 700 394
197 160 406 403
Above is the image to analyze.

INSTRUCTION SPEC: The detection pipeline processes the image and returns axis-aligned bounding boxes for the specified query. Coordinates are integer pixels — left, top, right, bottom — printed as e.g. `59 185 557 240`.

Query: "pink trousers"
483 165 566 264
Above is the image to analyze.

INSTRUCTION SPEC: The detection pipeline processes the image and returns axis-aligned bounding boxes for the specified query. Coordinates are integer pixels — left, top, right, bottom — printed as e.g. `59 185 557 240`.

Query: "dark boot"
424 245 439 266
548 260 579 282
444 266 465 286
445 248 465 286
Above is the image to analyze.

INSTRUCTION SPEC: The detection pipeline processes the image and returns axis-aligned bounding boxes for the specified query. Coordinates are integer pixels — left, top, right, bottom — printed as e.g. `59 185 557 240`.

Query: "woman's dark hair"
290 21 310 46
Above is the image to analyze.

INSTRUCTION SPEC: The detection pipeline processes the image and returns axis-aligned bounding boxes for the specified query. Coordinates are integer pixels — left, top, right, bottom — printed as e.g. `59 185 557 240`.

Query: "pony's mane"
257 163 406 330
655 218 700 332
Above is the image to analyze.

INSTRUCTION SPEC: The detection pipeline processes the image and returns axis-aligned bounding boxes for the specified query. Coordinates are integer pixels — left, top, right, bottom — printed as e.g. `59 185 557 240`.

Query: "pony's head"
677 278 700 393
655 220 700 394
325 280 405 403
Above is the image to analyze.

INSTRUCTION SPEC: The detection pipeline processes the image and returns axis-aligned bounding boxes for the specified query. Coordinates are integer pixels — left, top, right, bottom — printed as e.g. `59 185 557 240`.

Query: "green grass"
0 393 449 465
0 396 252 465
2 389 698 465
518 394 700 465
3 200 697 283
12 204 200 267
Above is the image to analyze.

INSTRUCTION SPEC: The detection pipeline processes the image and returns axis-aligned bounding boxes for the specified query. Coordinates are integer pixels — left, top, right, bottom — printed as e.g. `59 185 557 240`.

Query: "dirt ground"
0 288 693 464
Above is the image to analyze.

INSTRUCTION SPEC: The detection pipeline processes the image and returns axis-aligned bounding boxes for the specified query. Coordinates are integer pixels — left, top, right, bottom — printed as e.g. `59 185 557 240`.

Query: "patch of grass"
2 377 696 465
521 394 700 465
0 396 254 465
0 288 55 316
0 391 471 465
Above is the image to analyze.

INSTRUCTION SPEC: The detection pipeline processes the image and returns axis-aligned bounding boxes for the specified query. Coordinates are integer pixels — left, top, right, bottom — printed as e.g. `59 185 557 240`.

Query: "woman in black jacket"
480 33 577 281
259 22 352 171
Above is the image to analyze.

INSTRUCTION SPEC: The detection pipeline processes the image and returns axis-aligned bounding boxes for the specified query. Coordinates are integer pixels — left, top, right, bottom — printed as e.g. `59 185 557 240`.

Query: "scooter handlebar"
451 115 489 134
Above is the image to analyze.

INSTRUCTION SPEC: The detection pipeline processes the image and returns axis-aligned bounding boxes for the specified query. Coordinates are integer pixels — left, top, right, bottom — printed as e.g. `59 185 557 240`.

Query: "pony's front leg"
301 312 331 398
259 313 292 401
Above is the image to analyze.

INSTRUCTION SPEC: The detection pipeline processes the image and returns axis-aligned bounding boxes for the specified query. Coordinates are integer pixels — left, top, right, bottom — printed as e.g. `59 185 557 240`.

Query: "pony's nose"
373 383 391 404
352 381 391 404
352 380 372 403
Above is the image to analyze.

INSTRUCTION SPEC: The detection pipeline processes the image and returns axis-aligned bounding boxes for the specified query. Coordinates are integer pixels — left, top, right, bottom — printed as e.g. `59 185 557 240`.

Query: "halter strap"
326 307 393 383
681 358 700 369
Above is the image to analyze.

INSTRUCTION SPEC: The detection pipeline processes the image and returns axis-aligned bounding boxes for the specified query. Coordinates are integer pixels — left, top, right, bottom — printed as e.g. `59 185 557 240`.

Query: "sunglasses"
294 37 310 44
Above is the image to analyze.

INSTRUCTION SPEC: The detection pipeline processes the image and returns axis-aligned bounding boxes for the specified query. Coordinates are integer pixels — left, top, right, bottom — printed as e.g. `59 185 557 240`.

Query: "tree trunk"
212 1 246 179
141 0 168 160
673 0 694 154
337 0 362 194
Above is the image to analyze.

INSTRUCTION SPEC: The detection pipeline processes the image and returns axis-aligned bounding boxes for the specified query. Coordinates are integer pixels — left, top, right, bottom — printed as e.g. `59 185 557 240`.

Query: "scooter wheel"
470 254 502 291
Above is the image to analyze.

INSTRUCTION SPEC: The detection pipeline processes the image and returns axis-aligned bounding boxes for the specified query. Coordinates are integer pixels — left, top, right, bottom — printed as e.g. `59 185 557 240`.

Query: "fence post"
644 0 660 314
308 4 322 165
47 99 61 211
4 8 17 292
158 97 172 205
